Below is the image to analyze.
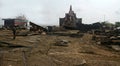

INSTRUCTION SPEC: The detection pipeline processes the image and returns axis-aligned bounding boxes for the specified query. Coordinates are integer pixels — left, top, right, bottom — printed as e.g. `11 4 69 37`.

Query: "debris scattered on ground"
54 39 70 47
0 30 120 66
111 45 120 51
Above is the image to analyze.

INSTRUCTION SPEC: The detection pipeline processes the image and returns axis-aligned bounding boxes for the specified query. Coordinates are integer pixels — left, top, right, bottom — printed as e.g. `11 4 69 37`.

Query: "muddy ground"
0 30 120 66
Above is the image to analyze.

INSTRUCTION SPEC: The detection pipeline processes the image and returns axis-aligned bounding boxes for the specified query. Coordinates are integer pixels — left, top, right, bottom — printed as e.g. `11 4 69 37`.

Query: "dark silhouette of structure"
29 22 47 32
59 5 82 29
3 19 27 29
59 5 104 32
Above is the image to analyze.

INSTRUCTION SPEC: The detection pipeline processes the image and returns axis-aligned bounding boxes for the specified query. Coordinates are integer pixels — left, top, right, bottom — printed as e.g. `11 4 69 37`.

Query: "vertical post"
0 51 3 66
104 15 105 22
22 51 27 66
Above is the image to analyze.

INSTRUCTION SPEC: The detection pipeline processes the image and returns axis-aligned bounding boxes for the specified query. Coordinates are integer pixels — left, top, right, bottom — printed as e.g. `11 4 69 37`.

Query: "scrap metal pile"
92 29 120 51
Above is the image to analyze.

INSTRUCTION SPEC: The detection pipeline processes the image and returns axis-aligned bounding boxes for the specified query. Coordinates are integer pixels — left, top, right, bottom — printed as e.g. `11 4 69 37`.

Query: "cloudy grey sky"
0 0 120 25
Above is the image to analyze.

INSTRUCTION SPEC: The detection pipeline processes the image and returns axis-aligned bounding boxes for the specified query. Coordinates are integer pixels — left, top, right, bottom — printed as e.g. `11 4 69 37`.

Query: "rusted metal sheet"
29 22 47 32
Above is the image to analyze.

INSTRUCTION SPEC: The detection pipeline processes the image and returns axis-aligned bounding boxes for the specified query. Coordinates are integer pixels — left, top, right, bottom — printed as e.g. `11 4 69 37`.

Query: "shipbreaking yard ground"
0 30 120 66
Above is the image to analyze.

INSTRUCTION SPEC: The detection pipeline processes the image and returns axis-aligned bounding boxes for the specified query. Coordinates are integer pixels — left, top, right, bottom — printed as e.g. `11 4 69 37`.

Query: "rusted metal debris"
91 29 120 51
29 22 47 32
54 39 70 47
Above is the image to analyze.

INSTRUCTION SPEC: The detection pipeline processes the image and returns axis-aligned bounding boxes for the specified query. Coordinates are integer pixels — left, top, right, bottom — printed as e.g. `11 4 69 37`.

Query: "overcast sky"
0 0 120 25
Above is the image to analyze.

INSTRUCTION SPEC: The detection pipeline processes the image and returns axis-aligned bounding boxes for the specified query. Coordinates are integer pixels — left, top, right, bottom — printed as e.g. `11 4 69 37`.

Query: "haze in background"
0 0 120 25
